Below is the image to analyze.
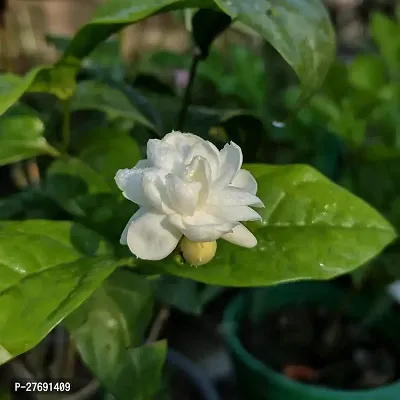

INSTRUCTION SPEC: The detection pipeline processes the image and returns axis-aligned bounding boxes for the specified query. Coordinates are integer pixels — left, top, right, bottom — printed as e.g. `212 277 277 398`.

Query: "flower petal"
165 174 201 215
147 139 181 171
142 169 174 214
169 211 237 242
208 187 264 208
162 131 203 158
205 205 261 222
127 210 182 260
231 169 257 194
120 207 147 245
184 140 220 181
182 155 211 206
222 224 257 248
213 142 243 190
115 168 148 206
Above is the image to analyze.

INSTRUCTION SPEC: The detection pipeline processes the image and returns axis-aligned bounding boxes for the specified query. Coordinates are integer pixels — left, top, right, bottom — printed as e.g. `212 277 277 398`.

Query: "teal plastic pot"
223 282 400 400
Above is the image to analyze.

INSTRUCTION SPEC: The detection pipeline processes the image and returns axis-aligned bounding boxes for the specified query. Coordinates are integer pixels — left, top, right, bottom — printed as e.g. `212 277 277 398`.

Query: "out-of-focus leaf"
79 128 141 186
0 115 59 166
348 54 387 92
155 276 222 315
0 61 79 117
45 157 111 217
370 13 400 75
71 80 156 131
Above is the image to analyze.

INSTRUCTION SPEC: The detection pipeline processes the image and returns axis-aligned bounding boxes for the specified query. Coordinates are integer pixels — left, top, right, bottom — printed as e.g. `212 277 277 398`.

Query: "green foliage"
0 0 396 396
66 270 163 399
154 164 396 286
0 114 59 165
0 220 116 364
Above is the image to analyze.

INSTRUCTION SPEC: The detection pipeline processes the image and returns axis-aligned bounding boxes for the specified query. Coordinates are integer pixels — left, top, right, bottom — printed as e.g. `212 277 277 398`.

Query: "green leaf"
0 220 116 364
79 128 141 186
47 35 123 79
156 164 396 286
370 13 400 75
0 61 79 117
214 0 336 102
45 157 112 216
66 270 155 398
348 54 387 92
155 276 222 315
108 341 167 400
191 9 232 58
62 0 210 62
71 80 156 131
0 115 59 166
45 157 139 241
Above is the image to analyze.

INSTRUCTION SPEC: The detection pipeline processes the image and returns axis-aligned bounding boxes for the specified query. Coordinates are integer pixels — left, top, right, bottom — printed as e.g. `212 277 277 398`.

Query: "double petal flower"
115 131 263 261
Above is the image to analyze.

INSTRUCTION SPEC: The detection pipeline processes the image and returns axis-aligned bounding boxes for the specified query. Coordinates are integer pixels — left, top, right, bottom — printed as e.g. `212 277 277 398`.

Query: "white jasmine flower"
115 131 263 261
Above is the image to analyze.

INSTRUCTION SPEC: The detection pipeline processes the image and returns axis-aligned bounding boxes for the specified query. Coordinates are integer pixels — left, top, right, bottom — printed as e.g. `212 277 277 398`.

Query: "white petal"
205 205 261 222
127 211 182 260
222 224 257 248
182 156 211 206
142 169 174 214
162 131 203 158
213 142 243 190
120 208 147 245
134 159 151 169
115 168 148 206
184 140 220 181
165 174 201 215
147 139 181 171
208 187 264 208
231 169 257 194
170 211 237 242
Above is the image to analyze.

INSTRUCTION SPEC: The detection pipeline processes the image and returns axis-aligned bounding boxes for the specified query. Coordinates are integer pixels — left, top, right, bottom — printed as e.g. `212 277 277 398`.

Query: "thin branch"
176 51 201 131
145 305 170 344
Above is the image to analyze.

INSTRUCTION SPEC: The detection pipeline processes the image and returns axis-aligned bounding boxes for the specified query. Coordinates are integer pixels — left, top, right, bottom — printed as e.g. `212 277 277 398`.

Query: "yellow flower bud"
180 237 217 266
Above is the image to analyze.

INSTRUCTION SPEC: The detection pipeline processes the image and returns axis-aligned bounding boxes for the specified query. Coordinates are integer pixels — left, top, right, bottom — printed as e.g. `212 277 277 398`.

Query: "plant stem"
146 305 170 344
177 52 201 131
62 98 72 151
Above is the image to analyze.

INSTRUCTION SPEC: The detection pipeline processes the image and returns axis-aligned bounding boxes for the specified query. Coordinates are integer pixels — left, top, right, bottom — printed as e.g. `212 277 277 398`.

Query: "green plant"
0 1 397 399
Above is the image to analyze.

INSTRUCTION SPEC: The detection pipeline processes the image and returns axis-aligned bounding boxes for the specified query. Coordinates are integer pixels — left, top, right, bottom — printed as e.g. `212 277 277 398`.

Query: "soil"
241 304 400 390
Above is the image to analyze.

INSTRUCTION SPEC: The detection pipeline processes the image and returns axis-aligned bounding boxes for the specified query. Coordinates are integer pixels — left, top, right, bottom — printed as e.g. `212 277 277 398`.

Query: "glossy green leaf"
0 115 59 166
66 270 155 398
79 128 141 186
62 0 210 62
155 164 396 286
0 61 78 117
71 80 156 131
0 220 116 364
155 276 222 315
214 0 336 101
191 9 232 58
